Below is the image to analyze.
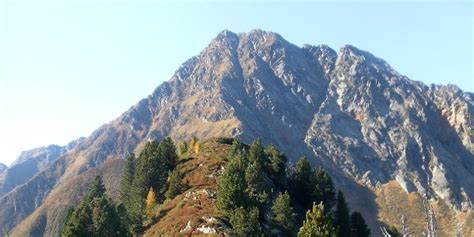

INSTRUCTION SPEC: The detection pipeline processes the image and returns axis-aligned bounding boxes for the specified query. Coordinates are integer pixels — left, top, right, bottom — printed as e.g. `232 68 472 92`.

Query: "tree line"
61 137 371 236
216 138 371 236
62 138 183 236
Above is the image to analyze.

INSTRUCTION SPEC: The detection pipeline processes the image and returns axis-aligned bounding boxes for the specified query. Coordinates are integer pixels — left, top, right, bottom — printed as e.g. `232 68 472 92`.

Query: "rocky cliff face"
2 30 472 236
306 45 474 210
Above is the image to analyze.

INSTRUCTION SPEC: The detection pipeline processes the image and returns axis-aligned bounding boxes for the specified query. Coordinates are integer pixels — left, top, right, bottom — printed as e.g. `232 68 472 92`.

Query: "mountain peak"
3 29 473 236
338 44 370 60
0 163 6 173
213 29 239 43
238 29 287 47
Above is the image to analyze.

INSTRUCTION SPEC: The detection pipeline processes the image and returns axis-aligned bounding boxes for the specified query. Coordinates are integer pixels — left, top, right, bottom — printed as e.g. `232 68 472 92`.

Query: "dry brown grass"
143 139 230 237
375 181 473 237
10 158 125 237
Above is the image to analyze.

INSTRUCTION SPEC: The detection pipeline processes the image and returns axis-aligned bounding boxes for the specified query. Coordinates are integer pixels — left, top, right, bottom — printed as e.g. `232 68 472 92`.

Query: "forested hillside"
61 137 371 236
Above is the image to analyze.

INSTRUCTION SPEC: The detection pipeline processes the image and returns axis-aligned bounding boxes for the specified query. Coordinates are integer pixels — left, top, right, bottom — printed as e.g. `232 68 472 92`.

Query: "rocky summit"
1 30 472 236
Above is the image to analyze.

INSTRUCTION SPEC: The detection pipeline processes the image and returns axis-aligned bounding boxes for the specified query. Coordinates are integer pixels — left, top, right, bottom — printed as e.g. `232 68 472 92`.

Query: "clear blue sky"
0 1 472 166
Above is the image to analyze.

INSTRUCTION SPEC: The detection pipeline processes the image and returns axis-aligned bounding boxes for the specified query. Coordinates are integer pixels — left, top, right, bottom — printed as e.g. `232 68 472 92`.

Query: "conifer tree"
227 139 244 160
249 138 266 167
245 161 267 205
313 168 336 211
230 207 262 236
158 137 178 173
335 191 351 237
119 154 135 206
62 202 92 237
290 157 335 211
165 168 185 199
272 191 296 234
90 196 128 236
291 156 314 209
265 145 287 182
298 202 336 237
216 152 248 212
87 176 106 200
62 176 130 237
128 140 160 230
350 212 370 237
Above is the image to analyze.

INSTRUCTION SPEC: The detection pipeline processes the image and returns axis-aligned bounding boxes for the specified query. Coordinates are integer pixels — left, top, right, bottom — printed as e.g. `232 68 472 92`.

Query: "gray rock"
2 30 472 236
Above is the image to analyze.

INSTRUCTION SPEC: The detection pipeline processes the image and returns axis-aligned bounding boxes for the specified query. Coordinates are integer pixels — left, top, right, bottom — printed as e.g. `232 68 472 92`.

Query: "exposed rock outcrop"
2 30 472 236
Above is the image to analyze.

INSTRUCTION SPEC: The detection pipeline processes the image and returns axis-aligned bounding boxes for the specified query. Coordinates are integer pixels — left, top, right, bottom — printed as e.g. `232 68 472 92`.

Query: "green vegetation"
62 138 182 236
164 168 186 200
216 151 249 212
62 176 130 237
298 202 336 237
125 138 179 231
265 144 287 184
118 153 135 226
61 137 372 236
272 191 296 234
335 191 351 237
351 212 371 237
229 207 262 236
289 156 336 211
216 138 371 236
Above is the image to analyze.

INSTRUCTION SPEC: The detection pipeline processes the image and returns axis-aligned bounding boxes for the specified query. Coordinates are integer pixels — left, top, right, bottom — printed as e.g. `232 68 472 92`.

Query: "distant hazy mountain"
0 164 6 186
0 138 85 199
2 30 472 236
0 163 6 173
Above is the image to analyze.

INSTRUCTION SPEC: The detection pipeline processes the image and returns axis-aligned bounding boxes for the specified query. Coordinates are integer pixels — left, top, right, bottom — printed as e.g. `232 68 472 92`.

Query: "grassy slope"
143 139 229 236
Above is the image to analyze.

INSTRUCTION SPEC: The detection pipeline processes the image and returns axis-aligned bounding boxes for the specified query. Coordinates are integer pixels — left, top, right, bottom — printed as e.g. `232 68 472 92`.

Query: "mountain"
2 30 472 236
0 138 85 198
0 164 6 187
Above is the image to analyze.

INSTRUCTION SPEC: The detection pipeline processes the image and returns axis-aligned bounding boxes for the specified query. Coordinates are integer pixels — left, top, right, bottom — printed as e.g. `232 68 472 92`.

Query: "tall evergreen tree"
265 145 287 182
128 140 161 230
62 202 92 237
165 168 185 200
87 176 106 200
227 139 244 161
335 191 351 237
292 156 313 208
229 207 262 236
290 157 335 211
298 202 336 237
124 138 179 232
62 176 130 237
312 168 336 211
90 196 129 236
157 137 178 173
249 138 266 167
272 191 296 234
245 161 267 205
350 212 370 237
216 152 249 212
119 154 135 205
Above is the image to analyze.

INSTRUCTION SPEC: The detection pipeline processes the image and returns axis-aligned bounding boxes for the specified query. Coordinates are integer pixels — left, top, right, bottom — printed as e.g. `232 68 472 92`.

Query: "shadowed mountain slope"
2 30 472 236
